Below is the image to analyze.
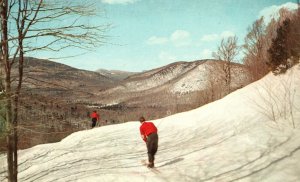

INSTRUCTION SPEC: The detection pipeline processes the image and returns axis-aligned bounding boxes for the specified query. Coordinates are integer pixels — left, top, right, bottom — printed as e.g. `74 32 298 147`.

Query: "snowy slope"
1 65 300 182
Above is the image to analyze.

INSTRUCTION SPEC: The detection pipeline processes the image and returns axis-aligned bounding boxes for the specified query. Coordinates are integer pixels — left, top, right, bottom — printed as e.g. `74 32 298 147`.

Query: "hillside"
96 69 137 81
1 65 299 181
122 59 247 92
21 57 116 100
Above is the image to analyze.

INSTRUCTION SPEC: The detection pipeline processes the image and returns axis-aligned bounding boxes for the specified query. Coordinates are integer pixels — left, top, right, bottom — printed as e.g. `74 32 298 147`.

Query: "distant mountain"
121 59 248 93
96 69 137 81
21 57 116 100
96 59 250 105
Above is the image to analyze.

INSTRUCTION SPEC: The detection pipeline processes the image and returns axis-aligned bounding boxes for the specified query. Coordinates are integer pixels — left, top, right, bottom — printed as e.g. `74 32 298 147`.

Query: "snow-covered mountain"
119 59 247 93
96 60 250 106
1 65 299 181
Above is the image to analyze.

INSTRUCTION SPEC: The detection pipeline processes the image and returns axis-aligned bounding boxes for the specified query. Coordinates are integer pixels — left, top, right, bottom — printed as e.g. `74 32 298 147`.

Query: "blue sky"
29 0 298 72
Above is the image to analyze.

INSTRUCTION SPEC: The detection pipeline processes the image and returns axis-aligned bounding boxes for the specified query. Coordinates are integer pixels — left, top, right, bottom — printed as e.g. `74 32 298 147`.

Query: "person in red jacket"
90 110 100 128
139 116 158 168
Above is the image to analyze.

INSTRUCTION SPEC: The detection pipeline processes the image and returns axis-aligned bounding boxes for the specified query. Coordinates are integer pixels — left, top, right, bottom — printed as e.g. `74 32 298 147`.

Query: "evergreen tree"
267 19 290 74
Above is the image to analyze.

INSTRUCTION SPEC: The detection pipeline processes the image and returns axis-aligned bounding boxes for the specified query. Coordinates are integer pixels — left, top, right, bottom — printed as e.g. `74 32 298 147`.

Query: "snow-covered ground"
1 65 300 182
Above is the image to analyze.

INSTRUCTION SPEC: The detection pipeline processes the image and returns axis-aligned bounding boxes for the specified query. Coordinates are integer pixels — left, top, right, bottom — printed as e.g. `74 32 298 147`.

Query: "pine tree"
267 19 290 74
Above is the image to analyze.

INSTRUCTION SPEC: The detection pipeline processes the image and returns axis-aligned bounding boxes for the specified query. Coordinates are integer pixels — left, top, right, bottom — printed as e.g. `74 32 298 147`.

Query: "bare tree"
213 36 240 94
0 0 108 181
243 17 269 81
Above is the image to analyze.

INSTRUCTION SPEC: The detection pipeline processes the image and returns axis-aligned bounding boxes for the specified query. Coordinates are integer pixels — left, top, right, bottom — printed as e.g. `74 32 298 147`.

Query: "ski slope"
1 65 300 181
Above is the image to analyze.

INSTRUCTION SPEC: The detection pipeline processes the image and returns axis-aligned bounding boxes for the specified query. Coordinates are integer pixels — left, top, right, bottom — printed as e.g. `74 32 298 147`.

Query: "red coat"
90 112 100 121
140 122 157 142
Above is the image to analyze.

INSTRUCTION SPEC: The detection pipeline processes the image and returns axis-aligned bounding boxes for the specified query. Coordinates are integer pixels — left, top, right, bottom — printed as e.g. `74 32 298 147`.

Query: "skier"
139 116 158 168
90 110 100 128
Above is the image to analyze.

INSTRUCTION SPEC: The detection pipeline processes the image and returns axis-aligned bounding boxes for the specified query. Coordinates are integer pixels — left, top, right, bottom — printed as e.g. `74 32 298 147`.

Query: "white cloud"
159 51 176 62
200 31 235 43
170 30 191 47
147 30 191 47
146 36 168 45
201 34 219 42
259 2 298 24
200 49 213 59
220 31 235 38
101 0 139 5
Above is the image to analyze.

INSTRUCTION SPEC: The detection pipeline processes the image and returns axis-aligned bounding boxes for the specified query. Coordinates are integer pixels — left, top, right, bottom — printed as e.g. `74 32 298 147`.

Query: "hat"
139 116 145 122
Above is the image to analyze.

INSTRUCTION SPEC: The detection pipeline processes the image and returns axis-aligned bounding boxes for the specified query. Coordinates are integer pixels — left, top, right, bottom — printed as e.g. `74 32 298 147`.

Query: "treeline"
0 92 88 151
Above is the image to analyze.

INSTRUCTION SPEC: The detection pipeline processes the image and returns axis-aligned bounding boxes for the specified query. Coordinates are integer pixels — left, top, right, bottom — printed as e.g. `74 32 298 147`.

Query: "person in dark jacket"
139 116 158 168
90 110 100 128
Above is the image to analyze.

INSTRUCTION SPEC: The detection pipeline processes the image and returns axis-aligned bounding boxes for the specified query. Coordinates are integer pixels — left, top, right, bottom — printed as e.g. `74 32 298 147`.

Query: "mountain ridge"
96 68 137 81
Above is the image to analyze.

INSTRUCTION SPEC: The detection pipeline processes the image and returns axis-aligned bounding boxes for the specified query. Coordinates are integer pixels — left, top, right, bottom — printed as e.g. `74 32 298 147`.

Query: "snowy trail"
1 65 300 181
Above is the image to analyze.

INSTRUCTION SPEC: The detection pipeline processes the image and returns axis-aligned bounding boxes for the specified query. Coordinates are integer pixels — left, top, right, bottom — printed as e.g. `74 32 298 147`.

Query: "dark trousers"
91 118 97 128
146 133 158 163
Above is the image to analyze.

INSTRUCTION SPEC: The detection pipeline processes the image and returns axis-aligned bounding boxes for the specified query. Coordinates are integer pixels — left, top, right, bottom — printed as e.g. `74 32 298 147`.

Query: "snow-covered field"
1 65 300 182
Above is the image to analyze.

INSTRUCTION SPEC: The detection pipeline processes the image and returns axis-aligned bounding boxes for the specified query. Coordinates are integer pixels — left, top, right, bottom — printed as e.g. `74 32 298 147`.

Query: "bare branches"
250 71 298 129
243 17 270 81
213 36 239 62
6 0 109 57
213 36 240 94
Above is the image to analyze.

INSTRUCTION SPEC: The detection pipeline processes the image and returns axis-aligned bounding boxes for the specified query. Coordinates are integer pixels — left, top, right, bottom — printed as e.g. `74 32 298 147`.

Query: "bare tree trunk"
1 0 18 180
6 135 13 182
1 1 12 182
223 61 231 94
213 36 238 95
